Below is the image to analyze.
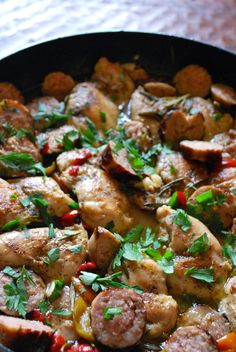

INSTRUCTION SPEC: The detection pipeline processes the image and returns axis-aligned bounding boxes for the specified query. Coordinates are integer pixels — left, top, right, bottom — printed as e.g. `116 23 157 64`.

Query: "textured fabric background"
0 0 236 59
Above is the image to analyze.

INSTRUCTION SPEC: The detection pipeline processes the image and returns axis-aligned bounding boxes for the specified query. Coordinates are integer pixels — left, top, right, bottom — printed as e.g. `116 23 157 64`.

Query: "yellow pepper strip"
73 296 94 342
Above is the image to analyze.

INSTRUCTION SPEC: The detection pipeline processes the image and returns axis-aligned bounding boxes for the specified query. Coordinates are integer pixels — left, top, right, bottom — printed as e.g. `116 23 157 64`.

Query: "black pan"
0 31 236 352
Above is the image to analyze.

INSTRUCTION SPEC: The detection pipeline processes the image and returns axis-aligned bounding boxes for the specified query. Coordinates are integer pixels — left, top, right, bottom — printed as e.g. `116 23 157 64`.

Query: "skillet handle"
0 344 14 352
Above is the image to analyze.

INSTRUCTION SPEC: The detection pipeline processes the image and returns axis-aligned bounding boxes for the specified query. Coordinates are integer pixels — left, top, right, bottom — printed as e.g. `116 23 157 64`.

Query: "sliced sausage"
211 83 236 106
173 64 212 97
88 226 121 270
91 288 145 348
101 141 137 179
42 71 75 101
144 82 176 97
161 110 204 144
180 140 223 162
164 326 217 352
211 129 236 158
0 315 53 352
0 268 45 316
178 305 231 341
143 293 177 338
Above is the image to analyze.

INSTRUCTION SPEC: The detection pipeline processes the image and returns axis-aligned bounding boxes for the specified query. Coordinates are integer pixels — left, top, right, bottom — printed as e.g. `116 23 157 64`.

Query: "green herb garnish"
103 307 122 320
187 233 209 255
184 267 214 283
172 209 191 232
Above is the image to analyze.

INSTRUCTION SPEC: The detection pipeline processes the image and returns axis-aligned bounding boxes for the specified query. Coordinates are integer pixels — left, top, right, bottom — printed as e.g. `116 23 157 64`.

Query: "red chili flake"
67 343 95 352
60 209 80 227
177 191 187 207
71 149 92 166
69 166 79 177
77 261 97 275
29 309 49 323
41 142 49 155
220 159 236 168
82 222 93 232
50 333 66 352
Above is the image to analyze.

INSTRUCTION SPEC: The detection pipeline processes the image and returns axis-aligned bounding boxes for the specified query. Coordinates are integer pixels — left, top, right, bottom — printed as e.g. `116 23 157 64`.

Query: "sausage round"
180 140 223 162
90 288 146 348
164 326 218 352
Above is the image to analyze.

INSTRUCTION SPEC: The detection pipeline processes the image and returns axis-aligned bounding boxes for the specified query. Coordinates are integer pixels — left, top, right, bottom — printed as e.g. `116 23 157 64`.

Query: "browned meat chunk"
180 140 223 162
0 225 88 283
211 83 236 106
123 120 152 150
164 326 217 352
65 82 118 130
91 288 145 348
188 185 236 229
0 269 45 316
173 64 212 97
161 110 204 144
144 82 176 97
37 125 79 155
27 96 62 131
42 71 75 101
211 130 236 158
143 293 177 338
178 305 231 340
0 83 24 103
88 226 121 270
101 141 136 179
92 57 135 104
0 315 52 352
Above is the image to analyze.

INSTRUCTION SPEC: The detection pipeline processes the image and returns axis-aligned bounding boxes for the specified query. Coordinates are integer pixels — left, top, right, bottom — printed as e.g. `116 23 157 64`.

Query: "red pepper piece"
220 159 236 168
29 309 52 324
60 209 80 227
67 343 95 352
50 333 66 352
41 142 49 155
177 191 187 207
71 149 92 166
77 261 97 275
69 166 79 177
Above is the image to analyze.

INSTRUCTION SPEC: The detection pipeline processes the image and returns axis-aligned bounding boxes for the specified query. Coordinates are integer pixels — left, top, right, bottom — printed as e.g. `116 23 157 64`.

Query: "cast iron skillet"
0 31 236 352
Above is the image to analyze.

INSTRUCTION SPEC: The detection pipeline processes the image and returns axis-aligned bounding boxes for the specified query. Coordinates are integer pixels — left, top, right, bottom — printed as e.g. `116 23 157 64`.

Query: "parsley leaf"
43 248 60 265
2 217 20 232
187 233 209 255
47 279 65 302
184 267 215 283
67 244 82 253
0 152 45 175
103 307 122 320
62 130 80 151
33 102 71 129
48 223 55 239
145 249 174 274
172 209 191 232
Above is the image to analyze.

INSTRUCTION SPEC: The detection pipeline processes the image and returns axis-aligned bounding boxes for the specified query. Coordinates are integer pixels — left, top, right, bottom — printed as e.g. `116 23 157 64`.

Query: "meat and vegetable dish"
0 56 236 352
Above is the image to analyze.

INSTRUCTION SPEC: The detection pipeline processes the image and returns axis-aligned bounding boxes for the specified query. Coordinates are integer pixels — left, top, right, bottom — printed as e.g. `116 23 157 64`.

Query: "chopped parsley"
145 249 175 274
184 267 215 283
187 233 209 256
48 223 55 239
222 231 236 267
212 113 223 120
61 130 80 151
100 111 107 123
43 248 60 265
172 209 191 232
103 307 122 320
33 102 71 129
47 279 65 302
67 244 82 253
2 217 20 232
0 152 45 175
68 201 80 210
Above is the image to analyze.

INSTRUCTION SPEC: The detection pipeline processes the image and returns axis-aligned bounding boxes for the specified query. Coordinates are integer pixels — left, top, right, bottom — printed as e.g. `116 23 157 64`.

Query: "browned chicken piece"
27 96 62 131
224 276 236 294
161 110 204 144
179 140 223 162
188 185 236 229
101 141 137 179
42 71 76 101
211 129 236 158
0 315 53 352
56 151 133 232
156 205 231 301
178 305 231 341
0 82 24 103
65 82 118 130
0 225 88 283
88 226 121 270
219 295 236 330
173 64 212 97
164 326 218 352
189 97 233 140
120 258 167 294
144 82 176 97
50 285 77 340
211 83 236 106
123 120 152 150
67 115 93 134
157 150 208 189
130 86 161 143
11 176 74 218
0 178 38 230
121 63 149 82
143 293 178 338
232 218 236 235
92 57 135 104
0 269 45 316
210 167 236 191
37 125 79 154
